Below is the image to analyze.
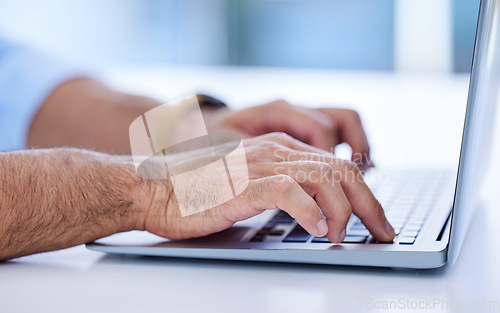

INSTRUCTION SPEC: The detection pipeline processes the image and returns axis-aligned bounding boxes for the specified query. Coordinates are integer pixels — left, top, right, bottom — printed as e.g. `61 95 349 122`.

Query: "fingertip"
385 220 396 239
337 229 347 243
371 220 396 242
351 149 373 170
316 219 329 237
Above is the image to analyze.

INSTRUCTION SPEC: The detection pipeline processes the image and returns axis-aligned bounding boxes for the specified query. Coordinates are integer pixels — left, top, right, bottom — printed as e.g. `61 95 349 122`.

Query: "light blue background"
0 0 481 71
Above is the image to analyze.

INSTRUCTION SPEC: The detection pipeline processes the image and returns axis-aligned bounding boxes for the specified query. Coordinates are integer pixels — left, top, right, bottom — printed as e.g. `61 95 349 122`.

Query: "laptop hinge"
436 210 452 241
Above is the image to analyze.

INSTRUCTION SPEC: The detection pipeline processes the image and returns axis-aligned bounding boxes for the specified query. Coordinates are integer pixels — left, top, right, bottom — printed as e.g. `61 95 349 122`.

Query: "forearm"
0 148 144 260
27 78 162 154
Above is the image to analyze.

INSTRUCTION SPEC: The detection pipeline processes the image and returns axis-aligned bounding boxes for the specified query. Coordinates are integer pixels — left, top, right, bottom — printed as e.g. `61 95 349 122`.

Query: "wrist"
130 170 176 234
78 152 151 235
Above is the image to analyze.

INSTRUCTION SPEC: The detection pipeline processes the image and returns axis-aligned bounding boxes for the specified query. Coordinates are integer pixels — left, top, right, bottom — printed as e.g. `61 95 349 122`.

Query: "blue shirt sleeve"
0 37 88 152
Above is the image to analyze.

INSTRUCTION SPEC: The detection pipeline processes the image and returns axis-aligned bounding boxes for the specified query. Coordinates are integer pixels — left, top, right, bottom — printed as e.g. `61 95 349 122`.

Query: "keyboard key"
369 238 394 244
250 225 274 242
406 221 424 228
272 218 294 225
311 236 330 243
269 229 285 236
250 234 265 242
410 216 427 224
404 224 421 232
401 230 419 237
387 217 407 225
346 228 370 236
283 225 311 242
342 236 368 244
412 211 428 218
399 237 416 245
266 210 295 226
257 226 273 235
351 221 364 228
389 221 404 227
311 235 368 244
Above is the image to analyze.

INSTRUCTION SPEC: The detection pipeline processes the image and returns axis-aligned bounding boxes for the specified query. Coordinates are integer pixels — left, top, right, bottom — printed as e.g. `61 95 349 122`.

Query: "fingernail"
385 221 395 237
316 219 328 237
338 229 346 243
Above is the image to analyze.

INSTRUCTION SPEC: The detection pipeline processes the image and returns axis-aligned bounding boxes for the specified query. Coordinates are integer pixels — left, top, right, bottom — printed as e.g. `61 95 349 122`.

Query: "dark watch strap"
196 94 228 110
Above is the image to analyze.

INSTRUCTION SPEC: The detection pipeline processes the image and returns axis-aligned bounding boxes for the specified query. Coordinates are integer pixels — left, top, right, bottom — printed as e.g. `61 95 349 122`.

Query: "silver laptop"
87 0 498 269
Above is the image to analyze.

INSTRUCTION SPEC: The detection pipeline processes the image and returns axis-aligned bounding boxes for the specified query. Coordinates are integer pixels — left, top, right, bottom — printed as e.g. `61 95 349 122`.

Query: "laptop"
87 0 498 269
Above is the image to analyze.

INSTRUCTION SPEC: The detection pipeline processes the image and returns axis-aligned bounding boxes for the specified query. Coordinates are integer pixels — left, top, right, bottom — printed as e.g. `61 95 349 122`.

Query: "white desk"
1 67 499 313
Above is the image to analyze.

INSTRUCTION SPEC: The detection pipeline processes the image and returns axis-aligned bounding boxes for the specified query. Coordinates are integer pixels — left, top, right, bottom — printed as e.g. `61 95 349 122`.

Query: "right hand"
134 132 395 243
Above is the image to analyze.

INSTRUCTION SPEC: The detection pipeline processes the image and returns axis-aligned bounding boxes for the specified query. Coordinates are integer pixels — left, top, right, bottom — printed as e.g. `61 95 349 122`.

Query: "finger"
332 160 394 241
292 106 341 150
318 109 372 168
267 147 395 242
256 132 330 156
244 175 328 238
255 161 351 243
254 101 338 151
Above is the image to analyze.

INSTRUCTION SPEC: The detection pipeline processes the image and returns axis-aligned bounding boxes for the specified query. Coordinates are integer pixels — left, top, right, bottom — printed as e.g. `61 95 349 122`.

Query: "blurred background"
0 0 480 73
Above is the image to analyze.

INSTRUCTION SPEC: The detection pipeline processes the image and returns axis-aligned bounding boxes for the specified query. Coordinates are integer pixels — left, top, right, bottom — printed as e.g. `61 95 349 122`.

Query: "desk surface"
2 67 499 313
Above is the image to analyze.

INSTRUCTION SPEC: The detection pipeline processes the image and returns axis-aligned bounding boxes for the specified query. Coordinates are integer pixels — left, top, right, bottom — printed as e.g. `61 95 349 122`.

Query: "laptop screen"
448 0 498 264
351 0 482 170
343 0 487 262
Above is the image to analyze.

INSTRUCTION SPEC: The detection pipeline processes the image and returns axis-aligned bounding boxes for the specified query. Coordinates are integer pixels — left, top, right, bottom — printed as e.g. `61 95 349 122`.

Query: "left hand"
204 100 374 171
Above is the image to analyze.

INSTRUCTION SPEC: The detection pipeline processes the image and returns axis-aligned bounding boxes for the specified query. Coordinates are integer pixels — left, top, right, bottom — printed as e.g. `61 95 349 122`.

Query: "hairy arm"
0 148 145 260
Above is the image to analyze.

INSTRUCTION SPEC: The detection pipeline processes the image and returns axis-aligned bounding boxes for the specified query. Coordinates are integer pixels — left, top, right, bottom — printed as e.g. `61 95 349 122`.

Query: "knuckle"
343 203 353 218
317 161 334 174
247 147 265 162
322 124 334 134
271 175 298 195
375 201 386 217
271 131 293 142
248 141 283 162
332 170 342 183
260 140 282 151
248 141 280 162
253 140 289 162
270 99 290 107
348 109 361 122
342 160 360 174
314 162 334 180
258 140 286 160
338 160 362 183
305 201 319 216
332 202 352 224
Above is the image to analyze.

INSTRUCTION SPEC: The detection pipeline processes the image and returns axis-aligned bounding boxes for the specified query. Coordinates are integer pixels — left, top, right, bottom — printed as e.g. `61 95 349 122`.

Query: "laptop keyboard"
249 170 449 245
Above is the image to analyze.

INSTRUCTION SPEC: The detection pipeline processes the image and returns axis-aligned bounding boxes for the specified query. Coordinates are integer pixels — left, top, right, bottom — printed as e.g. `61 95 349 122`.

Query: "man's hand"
0 134 394 260
204 100 374 171
138 132 395 244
